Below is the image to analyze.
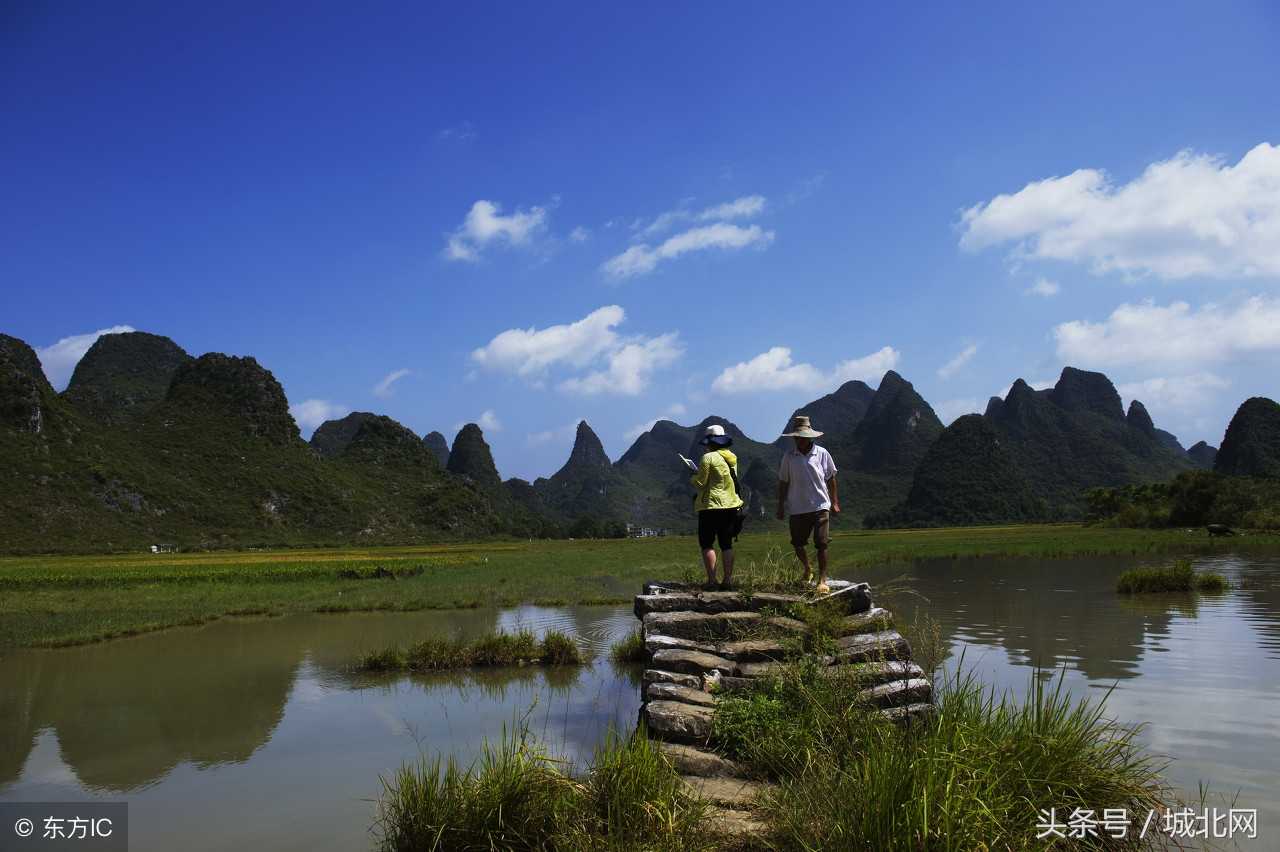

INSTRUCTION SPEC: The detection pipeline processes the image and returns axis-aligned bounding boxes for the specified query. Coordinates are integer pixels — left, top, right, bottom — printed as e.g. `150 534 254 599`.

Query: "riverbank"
4 524 1278 648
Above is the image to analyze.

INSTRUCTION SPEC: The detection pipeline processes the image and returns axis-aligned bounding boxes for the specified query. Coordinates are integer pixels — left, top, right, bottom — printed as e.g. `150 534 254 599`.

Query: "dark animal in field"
1207 524 1236 537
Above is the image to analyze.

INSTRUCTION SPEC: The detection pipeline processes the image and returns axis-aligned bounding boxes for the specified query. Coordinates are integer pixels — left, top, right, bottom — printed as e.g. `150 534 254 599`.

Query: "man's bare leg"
816 547 829 589
793 545 812 583
702 548 718 585
722 549 735 587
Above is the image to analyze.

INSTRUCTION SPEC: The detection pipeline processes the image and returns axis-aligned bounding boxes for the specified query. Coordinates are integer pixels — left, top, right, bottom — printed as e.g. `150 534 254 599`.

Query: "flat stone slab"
717 638 794 662
646 682 718 707
707 807 768 839
643 700 714 743
831 660 924 686
881 702 935 726
805 581 872 615
634 592 701 618
764 615 809 634
736 660 786 679
657 742 748 778
651 649 739 677
743 591 805 611
643 669 702 690
839 606 893 636
834 629 911 664
859 677 932 708
714 675 756 693
645 634 718 655
696 591 749 613
643 610 761 641
681 775 771 809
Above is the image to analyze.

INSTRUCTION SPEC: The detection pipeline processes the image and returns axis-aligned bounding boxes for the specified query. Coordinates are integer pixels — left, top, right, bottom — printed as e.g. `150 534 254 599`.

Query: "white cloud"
455 409 502 434
290 399 351 435
632 195 767 241
526 420 582 446
559 334 683 396
959 143 1280 280
569 226 590 242
1027 277 1060 297
603 223 775 280
473 305 683 396
372 368 411 399
36 325 136 390
937 343 979 380
1053 295 1280 368
445 200 548 262
1117 373 1231 413
437 121 476 142
472 306 623 376
935 398 982 425
711 345 900 394
623 403 687 441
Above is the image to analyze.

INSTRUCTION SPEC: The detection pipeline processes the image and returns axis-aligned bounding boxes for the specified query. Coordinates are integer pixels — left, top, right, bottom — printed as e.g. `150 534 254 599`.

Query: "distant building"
626 524 667 538
150 543 176 554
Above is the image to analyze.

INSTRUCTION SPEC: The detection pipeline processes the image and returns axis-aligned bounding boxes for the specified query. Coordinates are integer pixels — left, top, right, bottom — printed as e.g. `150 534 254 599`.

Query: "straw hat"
781 414 823 438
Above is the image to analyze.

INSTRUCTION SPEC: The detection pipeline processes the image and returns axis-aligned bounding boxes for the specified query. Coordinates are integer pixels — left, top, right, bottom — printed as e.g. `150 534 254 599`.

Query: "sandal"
815 582 831 595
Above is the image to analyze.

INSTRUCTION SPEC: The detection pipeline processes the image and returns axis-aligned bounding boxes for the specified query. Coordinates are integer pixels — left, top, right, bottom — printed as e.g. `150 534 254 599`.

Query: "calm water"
2 554 1278 850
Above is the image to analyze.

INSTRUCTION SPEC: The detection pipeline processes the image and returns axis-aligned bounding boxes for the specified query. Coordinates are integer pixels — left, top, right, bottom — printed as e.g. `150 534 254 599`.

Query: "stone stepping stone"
804 581 871 615
833 629 911 663
763 615 809 634
880 702 935 726
681 775 772 809
657 742 748 778
713 675 756 693
643 669 702 690
696 590 750 612
644 634 718 655
839 606 893 636
829 660 924 686
717 638 794 662
643 610 760 641
643 700 714 743
651 649 738 676
742 591 805 611
858 677 932 708
707 807 769 840
646 682 718 707
634 593 701 618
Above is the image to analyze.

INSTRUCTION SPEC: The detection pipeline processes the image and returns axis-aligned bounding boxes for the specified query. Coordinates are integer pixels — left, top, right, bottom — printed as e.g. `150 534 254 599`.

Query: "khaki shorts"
789 510 830 551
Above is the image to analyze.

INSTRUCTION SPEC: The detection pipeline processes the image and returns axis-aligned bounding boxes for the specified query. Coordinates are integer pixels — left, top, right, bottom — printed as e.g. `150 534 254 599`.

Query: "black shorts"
697 508 737 550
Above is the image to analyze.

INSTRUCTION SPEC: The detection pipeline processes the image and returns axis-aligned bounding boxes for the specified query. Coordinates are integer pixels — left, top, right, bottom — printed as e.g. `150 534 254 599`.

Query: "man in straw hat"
777 415 840 594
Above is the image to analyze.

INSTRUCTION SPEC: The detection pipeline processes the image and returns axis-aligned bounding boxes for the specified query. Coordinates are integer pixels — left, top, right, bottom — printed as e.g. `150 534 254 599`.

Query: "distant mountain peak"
1126 400 1156 436
1050 367 1124 420
1187 440 1218 470
1215 397 1280 478
311 412 379 457
447 423 503 489
552 420 611 480
0 333 55 434
64 331 191 424
423 431 450 466
165 353 299 445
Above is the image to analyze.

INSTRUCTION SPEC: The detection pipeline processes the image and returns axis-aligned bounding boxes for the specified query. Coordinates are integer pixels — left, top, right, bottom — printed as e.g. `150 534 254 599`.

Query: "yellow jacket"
691 449 744 511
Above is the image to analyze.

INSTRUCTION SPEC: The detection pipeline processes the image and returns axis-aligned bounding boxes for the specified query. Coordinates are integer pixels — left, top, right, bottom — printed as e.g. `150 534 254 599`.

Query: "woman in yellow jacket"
691 424 744 589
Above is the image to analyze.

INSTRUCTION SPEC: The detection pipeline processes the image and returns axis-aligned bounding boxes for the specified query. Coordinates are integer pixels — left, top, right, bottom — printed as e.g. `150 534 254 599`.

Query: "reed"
1116 559 1229 594
357 629 582 673
609 629 648 664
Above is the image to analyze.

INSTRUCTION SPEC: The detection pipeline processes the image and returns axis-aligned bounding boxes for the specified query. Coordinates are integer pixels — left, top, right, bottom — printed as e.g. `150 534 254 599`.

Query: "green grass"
712 659 1176 850
609 629 648 665
357 629 582 672
373 726 713 851
1116 559 1231 594
3 524 1274 648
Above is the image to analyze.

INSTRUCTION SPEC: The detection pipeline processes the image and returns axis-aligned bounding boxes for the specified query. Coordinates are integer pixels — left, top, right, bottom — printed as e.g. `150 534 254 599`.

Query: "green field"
2 524 1276 649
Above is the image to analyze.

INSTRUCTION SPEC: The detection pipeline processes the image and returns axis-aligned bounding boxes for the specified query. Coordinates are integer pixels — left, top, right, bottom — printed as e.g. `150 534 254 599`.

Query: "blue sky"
3 3 1279 481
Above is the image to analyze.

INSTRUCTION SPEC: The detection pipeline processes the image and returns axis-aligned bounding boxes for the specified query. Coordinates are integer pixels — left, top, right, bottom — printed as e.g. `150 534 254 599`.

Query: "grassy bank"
358 629 582 672
3 524 1277 648
1116 559 1230 594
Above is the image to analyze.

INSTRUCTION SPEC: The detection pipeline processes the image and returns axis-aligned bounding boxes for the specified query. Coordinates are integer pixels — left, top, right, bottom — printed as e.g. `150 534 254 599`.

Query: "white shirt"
778 444 838 515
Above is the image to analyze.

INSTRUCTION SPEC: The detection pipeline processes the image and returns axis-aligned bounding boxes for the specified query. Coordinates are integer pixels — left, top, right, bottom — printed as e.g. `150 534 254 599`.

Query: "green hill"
1215 397 1280 479
63 331 191 424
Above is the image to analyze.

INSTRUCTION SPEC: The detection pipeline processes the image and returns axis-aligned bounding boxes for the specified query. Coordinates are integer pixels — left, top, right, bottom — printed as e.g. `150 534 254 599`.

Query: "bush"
609 629 647 665
358 630 583 672
1116 560 1230 594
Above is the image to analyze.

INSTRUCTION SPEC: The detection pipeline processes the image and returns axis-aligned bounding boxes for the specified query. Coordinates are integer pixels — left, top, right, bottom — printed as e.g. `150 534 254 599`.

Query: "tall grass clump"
374 726 712 851
358 629 582 672
1116 559 1230 594
609 629 647 664
373 728 579 851
750 667 1174 851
